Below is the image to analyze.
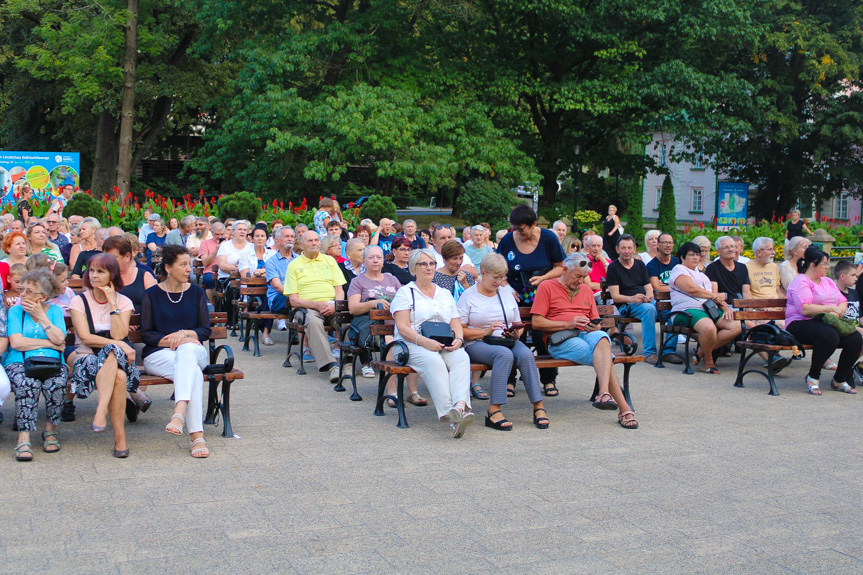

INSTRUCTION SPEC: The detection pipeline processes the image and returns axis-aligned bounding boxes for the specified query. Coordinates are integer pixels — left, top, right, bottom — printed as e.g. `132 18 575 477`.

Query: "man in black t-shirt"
607 234 667 364
706 236 751 302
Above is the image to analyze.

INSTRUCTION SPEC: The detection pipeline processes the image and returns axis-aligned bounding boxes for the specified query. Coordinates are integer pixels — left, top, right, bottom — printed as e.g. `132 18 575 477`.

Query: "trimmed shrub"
358 194 397 222
218 191 261 223
623 178 645 247
657 176 677 235
458 180 517 229
64 193 105 221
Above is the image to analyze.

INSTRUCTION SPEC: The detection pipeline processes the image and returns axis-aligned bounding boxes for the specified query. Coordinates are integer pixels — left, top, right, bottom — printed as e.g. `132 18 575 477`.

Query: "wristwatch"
109 308 121 315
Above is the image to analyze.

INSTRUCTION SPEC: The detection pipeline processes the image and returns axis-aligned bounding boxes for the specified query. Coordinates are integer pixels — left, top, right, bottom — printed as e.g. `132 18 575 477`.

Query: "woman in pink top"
786 247 862 395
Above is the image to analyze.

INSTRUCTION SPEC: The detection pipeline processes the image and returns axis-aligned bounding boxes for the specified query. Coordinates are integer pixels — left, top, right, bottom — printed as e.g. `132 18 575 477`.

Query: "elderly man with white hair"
552 220 568 243
706 235 752 303
584 234 608 298
531 251 638 429
745 236 792 370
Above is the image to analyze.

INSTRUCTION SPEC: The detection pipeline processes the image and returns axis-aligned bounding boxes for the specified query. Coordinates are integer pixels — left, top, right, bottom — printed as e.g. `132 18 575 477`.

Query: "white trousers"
402 341 471 419
143 343 208 433
0 364 9 406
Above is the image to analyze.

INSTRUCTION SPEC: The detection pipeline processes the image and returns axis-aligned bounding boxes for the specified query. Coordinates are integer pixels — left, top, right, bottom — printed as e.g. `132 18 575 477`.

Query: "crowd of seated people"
4 193 863 456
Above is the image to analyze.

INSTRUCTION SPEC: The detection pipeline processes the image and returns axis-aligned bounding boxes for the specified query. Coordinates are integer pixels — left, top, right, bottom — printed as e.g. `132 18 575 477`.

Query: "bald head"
302 231 321 257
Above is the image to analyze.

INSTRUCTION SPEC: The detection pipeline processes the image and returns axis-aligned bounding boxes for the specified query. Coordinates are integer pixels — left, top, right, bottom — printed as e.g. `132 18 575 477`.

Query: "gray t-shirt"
456 284 520 343
347 273 402 302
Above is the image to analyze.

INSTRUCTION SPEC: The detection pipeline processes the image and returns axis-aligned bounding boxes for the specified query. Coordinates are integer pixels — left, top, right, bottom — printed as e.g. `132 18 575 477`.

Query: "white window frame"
690 187 703 213
834 193 849 220
693 155 705 170
654 186 663 210
658 141 668 168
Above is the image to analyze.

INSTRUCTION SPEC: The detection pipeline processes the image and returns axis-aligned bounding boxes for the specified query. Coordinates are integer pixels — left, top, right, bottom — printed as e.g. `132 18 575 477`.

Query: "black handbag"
702 300 723 322
24 355 62 380
482 291 517 348
411 288 455 346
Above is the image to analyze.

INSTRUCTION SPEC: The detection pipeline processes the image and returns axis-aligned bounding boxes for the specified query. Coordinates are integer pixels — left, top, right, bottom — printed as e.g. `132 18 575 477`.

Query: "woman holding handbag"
6 269 67 461
69 254 140 458
785 247 863 395
457 253 546 431
391 248 473 438
668 242 741 374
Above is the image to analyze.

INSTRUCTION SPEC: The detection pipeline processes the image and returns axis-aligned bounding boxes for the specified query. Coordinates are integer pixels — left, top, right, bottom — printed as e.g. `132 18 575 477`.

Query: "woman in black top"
383 236 415 285
603 205 621 259
141 245 212 459
785 209 812 241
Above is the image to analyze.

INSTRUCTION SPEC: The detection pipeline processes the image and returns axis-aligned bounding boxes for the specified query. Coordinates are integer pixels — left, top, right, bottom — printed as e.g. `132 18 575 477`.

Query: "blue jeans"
618 302 663 357
548 330 611 366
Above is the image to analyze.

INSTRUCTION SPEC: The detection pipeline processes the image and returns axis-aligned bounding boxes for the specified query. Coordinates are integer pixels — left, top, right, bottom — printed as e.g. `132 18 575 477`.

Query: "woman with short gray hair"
639 230 661 264
457 254 547 430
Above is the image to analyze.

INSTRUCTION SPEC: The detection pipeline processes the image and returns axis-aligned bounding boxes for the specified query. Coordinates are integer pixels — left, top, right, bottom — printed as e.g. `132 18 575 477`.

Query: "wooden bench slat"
733 311 786 320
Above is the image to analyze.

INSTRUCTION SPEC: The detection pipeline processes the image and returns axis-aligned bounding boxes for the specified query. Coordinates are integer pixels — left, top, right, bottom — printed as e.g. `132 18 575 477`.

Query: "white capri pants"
143 343 209 433
0 364 9 407
402 341 471 420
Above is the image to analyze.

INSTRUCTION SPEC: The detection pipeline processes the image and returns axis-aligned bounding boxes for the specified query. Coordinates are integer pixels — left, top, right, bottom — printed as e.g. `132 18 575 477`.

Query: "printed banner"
0 151 80 205
717 182 749 231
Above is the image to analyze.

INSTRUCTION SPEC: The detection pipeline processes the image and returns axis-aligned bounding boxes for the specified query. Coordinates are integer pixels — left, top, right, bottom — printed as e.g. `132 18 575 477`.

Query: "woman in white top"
668 242 740 374
638 230 660 265
238 223 276 344
779 235 812 292
457 253 546 431
391 248 473 438
216 220 254 280
69 254 139 457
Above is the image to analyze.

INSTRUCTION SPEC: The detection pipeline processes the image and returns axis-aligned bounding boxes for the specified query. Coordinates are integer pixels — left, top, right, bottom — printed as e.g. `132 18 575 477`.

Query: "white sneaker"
361 365 376 378
677 335 686 345
276 319 287 331
331 348 341 359
329 365 340 383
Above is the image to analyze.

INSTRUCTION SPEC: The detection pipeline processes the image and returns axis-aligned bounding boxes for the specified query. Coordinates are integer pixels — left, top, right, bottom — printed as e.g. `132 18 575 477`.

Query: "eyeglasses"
20 288 44 296
488 274 507 282
514 225 533 234
396 247 412 252
46 220 60 225
658 241 674 245
416 261 436 268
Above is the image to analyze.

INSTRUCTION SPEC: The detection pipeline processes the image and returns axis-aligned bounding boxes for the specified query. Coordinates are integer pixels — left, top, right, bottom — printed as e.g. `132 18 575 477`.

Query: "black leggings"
786 320 863 384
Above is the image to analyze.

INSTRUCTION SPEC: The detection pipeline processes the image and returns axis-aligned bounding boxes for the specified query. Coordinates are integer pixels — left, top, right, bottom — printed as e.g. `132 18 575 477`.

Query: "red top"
588 255 606 293
531 278 598 343
0 261 9 291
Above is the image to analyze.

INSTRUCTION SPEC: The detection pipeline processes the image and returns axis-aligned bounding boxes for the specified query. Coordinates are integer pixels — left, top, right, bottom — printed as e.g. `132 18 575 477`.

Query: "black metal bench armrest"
381 339 410 366
206 344 235 375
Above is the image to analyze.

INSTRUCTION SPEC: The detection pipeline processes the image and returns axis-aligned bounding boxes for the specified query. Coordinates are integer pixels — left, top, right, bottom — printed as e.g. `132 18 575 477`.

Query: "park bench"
654 289 698 374
370 308 642 428
237 276 290 357
730 297 811 396
284 306 336 375
63 312 244 437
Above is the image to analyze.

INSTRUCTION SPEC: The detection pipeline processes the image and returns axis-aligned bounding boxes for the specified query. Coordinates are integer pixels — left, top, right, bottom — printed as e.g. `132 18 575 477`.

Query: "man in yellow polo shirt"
285 230 346 382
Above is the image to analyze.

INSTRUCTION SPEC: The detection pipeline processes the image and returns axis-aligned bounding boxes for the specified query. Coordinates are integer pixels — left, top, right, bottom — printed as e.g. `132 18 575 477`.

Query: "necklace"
164 282 186 304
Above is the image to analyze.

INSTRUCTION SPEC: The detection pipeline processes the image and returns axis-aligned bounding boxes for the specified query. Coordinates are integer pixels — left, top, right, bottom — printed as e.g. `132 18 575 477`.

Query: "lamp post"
572 143 582 234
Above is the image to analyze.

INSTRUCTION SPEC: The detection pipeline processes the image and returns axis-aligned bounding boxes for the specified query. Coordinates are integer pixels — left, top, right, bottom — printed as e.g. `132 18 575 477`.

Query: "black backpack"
745 323 804 356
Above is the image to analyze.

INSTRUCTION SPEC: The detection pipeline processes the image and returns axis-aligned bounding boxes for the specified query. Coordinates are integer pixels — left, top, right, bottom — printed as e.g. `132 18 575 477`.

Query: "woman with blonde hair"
639 230 660 264
561 234 582 256
691 235 712 272
25 222 63 263
603 205 621 258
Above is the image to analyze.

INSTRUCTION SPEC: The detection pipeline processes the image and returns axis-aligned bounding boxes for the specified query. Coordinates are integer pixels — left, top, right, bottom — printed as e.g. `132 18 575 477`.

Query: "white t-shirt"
638 252 654 265
238 248 276 275
669 264 713 314
390 282 458 340
456 284 520 343
216 240 255 279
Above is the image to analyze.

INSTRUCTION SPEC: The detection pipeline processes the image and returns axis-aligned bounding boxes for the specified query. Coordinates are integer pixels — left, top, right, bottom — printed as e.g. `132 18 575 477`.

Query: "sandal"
831 381 857 394
698 365 720 375
484 409 513 431
15 441 32 462
263 337 275 346
190 437 209 458
533 408 549 429
806 377 822 395
542 383 559 397
448 404 475 438
470 384 489 400
41 430 60 453
824 360 838 371
592 392 618 410
406 391 428 406
618 410 639 430
506 383 516 398
165 413 185 436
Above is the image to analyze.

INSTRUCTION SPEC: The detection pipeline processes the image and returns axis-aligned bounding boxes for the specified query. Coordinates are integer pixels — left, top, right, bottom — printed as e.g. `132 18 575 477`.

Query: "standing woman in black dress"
785 209 812 243
603 205 621 260
141 245 212 458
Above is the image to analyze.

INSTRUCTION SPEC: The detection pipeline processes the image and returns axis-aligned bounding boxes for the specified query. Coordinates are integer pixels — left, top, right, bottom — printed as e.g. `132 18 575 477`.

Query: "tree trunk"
115 0 139 200
91 111 118 198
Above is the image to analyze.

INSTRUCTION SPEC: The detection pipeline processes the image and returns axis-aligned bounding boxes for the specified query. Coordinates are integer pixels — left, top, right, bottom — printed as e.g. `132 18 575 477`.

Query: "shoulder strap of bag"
81 293 98 336
496 290 509 329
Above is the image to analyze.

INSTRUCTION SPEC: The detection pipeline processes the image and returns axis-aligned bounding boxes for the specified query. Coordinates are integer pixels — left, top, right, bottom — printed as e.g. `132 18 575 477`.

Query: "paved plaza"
2 327 863 574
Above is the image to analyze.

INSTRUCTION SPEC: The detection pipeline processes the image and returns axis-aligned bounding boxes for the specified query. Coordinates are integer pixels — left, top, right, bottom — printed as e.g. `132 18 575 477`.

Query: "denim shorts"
548 330 611 366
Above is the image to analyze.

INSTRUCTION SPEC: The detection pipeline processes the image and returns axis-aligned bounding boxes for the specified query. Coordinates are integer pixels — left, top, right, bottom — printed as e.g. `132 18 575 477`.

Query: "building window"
690 187 703 213
834 193 849 220
693 155 705 170
654 186 663 210
658 141 668 167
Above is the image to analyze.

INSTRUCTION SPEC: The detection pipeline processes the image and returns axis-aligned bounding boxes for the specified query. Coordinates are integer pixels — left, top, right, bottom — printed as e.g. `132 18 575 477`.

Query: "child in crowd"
834 259 861 329
5 263 24 307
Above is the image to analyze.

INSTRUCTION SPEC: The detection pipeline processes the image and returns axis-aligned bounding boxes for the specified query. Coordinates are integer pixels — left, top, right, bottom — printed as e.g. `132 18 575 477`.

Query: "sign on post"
0 152 80 205
717 182 749 231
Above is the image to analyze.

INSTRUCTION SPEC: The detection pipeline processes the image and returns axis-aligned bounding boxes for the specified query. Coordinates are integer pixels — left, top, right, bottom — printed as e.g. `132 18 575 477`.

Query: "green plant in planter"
64 193 105 221
358 194 397 223
218 191 261 223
